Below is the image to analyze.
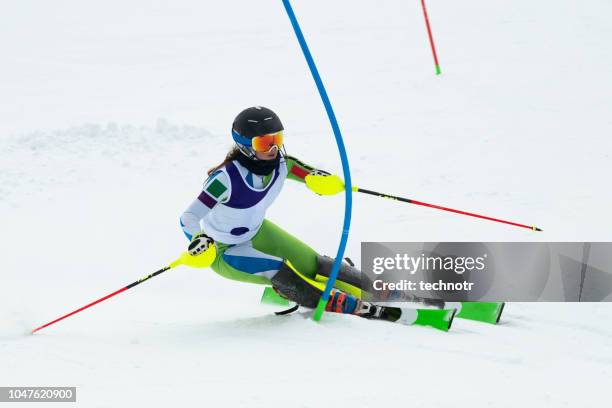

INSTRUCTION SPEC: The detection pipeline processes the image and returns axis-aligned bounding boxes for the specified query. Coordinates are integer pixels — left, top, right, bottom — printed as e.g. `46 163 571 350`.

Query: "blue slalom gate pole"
281 0 353 321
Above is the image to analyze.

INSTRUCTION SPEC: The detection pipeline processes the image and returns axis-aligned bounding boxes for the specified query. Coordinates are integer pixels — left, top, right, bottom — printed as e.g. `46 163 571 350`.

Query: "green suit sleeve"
285 155 318 183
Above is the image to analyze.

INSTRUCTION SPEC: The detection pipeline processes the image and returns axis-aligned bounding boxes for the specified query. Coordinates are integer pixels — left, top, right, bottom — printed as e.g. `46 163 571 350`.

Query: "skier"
179 106 399 321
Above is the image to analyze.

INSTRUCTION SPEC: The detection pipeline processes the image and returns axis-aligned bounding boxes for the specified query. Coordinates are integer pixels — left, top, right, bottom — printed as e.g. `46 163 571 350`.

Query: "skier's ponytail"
207 146 241 176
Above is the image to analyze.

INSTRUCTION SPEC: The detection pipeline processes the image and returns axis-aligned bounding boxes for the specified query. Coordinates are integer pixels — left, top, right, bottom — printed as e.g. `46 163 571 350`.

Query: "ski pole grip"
171 244 217 269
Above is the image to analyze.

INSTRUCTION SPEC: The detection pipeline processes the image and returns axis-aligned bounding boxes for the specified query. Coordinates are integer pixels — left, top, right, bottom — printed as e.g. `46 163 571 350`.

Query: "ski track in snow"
2 0 612 407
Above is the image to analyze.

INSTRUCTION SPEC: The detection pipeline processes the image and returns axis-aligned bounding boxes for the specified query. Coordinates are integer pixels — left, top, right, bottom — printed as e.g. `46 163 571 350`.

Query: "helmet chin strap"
236 143 256 158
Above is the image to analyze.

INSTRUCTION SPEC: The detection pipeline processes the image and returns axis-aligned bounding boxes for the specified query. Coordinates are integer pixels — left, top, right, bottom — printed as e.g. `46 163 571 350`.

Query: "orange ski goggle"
233 130 284 153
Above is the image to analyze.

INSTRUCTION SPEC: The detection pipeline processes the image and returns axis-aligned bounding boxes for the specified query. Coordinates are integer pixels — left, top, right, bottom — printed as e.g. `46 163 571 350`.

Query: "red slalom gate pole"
354 187 543 232
420 0 441 75
31 266 171 334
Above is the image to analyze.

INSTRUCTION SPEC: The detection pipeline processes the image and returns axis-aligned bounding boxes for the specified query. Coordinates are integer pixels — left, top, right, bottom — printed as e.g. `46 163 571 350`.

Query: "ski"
375 291 505 325
451 301 505 324
401 296 504 324
261 287 455 332
379 305 456 332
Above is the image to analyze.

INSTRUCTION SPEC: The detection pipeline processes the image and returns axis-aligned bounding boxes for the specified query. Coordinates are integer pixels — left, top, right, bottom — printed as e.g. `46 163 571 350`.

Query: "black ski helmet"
232 106 284 140
231 106 285 175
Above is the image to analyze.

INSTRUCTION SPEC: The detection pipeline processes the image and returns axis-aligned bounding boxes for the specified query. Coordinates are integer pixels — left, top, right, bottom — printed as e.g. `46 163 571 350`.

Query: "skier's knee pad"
271 262 322 308
316 255 364 287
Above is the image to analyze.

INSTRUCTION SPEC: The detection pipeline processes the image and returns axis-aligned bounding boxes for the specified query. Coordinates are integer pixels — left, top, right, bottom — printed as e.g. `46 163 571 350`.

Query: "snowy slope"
1 1 611 407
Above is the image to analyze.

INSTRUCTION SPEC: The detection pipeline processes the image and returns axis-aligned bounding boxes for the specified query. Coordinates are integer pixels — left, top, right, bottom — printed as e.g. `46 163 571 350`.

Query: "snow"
1 0 611 406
